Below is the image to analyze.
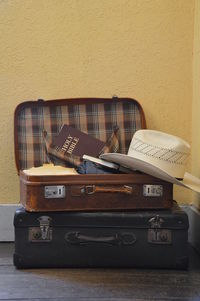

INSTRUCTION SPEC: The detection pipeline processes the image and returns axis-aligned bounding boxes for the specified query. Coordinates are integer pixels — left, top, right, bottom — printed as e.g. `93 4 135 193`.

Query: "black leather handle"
65 232 136 246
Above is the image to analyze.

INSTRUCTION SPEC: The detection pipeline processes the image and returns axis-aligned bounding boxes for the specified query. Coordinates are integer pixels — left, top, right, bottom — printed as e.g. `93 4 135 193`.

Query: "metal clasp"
148 215 172 245
45 185 65 198
85 185 96 195
28 216 52 242
149 215 164 228
38 216 52 240
143 185 163 197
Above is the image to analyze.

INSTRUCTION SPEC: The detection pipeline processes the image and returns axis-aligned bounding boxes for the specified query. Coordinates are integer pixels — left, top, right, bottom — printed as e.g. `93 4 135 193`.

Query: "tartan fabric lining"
17 101 142 170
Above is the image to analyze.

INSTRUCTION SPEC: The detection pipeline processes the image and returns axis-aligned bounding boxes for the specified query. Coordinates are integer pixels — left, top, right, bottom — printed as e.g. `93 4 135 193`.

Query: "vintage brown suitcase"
15 97 173 211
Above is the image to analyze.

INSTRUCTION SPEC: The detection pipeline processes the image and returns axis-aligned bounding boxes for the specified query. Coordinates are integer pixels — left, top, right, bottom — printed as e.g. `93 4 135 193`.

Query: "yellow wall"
0 0 195 204
192 0 200 209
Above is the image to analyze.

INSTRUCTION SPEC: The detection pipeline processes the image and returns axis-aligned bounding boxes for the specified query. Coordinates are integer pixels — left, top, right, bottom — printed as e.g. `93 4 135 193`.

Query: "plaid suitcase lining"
17 101 142 170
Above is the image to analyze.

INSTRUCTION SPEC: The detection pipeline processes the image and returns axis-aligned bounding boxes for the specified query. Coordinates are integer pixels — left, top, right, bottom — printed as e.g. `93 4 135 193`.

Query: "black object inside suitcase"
14 202 189 269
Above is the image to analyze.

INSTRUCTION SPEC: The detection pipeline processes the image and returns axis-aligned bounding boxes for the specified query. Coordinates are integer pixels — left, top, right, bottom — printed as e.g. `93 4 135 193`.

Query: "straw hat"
100 129 200 193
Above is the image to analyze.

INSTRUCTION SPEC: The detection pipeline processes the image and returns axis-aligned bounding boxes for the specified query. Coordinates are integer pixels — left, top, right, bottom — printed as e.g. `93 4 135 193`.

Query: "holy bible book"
52 124 106 158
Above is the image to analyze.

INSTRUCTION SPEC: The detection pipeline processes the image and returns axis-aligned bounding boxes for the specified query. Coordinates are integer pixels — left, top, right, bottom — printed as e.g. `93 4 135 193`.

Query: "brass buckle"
85 185 96 195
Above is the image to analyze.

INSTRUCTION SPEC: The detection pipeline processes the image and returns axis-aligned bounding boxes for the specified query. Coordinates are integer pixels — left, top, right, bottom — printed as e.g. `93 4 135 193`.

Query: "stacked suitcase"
13 97 189 269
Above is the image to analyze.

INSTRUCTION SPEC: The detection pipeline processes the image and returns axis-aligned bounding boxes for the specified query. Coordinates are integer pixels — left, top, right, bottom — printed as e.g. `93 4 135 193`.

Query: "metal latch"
38 216 52 240
148 229 172 244
143 185 163 197
149 215 164 228
45 185 65 198
28 216 52 242
148 215 172 245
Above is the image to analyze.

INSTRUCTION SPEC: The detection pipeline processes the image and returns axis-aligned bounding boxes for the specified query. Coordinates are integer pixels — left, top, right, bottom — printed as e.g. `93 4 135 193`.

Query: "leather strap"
70 185 133 196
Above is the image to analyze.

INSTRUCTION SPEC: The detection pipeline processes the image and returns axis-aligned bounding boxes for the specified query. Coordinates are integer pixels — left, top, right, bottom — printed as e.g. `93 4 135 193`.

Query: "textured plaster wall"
0 0 194 204
192 0 200 209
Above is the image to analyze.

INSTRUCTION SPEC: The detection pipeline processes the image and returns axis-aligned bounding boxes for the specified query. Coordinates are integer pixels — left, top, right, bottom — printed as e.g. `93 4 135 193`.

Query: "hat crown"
129 130 190 179
134 130 190 154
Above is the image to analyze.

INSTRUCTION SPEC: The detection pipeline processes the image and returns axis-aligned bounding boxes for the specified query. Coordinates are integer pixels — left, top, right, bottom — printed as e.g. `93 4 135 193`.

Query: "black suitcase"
13 202 189 269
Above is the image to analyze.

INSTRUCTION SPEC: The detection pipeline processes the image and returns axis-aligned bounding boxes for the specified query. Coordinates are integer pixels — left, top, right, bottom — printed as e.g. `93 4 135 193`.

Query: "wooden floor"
1 243 200 301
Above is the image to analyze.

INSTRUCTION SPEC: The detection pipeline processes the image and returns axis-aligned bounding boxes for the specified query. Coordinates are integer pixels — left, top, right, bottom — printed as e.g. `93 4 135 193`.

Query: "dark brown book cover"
52 124 106 158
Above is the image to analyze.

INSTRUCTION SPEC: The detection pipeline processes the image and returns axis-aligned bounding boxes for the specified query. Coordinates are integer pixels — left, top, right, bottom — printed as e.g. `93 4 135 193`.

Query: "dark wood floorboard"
0 243 200 301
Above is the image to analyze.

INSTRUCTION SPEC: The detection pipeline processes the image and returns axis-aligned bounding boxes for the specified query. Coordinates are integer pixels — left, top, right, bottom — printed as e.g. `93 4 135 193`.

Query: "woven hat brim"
100 153 200 193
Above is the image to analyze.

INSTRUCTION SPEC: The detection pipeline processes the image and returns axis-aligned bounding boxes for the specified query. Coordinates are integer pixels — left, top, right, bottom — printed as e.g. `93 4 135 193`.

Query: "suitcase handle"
65 231 136 246
71 185 133 196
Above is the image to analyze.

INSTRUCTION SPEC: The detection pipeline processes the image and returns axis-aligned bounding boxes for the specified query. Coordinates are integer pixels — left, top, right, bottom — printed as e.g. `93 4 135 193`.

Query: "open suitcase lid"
14 202 188 230
14 97 146 174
